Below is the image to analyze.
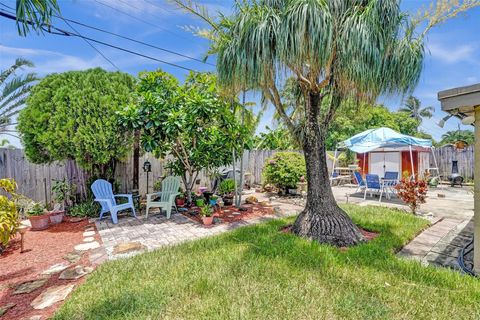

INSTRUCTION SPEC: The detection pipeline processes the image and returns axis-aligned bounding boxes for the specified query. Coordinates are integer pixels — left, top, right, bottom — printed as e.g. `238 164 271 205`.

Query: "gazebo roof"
338 127 432 153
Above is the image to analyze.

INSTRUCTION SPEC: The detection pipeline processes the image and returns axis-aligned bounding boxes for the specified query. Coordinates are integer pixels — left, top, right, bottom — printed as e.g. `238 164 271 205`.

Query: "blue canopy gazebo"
333 127 439 178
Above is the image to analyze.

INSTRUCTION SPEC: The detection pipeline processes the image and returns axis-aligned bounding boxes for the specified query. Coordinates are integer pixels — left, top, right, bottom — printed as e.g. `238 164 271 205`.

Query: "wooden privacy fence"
0 149 318 203
1 146 469 202
432 145 474 180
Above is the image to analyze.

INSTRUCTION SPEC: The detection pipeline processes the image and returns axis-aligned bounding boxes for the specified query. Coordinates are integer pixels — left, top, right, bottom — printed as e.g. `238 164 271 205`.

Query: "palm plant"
0 58 38 133
15 0 60 36
399 95 434 129
175 0 477 246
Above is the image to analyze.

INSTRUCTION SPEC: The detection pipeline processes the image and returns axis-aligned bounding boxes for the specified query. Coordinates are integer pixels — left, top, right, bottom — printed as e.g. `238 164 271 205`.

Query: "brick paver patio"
95 203 301 260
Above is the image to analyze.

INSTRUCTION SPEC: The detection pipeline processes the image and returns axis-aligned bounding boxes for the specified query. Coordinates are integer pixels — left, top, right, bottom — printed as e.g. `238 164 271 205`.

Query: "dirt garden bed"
180 203 275 225
0 219 102 320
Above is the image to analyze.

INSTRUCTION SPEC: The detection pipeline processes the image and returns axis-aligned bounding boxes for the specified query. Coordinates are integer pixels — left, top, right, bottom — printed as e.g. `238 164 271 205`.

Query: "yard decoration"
18 68 135 184
0 178 20 252
395 178 428 214
120 71 250 204
173 0 477 246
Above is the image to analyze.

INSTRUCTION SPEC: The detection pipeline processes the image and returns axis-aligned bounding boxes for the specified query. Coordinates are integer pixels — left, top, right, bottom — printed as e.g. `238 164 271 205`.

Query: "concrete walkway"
397 218 474 270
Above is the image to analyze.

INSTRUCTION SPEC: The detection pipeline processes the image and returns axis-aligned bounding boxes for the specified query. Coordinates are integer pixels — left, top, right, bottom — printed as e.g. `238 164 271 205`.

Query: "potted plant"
27 203 50 231
209 195 218 206
199 205 213 225
176 193 186 206
195 194 205 207
219 179 235 206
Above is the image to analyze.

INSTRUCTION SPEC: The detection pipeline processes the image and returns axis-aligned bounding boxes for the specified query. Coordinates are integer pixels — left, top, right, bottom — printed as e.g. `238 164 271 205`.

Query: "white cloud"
427 42 475 64
466 76 478 84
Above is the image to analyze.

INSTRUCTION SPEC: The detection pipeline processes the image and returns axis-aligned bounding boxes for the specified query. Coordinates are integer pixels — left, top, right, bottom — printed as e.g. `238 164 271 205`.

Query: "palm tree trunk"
292 92 364 246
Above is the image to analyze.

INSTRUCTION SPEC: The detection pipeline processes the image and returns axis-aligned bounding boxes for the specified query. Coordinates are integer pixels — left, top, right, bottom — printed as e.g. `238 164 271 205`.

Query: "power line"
142 0 177 15
93 0 188 40
0 2 212 66
62 18 119 70
0 9 199 72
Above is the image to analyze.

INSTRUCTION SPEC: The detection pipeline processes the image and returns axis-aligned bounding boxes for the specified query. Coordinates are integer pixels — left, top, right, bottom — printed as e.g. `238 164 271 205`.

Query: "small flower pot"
195 199 205 207
176 198 185 206
209 198 217 206
202 216 213 225
29 214 50 231
49 210 65 224
222 196 233 206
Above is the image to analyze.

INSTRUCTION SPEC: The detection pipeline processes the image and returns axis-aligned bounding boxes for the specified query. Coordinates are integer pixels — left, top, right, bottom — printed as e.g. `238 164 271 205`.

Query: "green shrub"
0 179 19 250
218 179 235 195
263 152 306 189
68 200 100 218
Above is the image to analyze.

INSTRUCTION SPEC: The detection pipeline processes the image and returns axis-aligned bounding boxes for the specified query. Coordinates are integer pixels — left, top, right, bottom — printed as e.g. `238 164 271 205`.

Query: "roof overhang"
438 83 480 118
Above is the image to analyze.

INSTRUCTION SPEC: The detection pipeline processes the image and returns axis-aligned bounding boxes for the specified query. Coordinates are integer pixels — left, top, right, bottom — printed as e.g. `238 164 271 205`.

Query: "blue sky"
1 0 479 147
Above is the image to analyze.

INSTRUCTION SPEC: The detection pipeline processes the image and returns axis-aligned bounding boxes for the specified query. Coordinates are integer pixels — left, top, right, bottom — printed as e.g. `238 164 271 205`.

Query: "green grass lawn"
54 205 480 320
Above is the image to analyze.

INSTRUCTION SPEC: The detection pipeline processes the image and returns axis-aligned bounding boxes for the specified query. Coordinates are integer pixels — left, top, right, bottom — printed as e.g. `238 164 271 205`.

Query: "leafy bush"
263 152 306 189
395 178 428 214
0 179 19 250
218 179 235 195
68 200 100 218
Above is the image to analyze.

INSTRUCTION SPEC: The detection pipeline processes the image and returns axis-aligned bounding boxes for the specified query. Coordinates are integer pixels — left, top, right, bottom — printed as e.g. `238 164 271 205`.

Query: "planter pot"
49 210 65 224
195 199 205 207
223 196 233 206
202 216 213 225
176 198 185 206
29 214 50 231
209 199 217 206
288 188 297 195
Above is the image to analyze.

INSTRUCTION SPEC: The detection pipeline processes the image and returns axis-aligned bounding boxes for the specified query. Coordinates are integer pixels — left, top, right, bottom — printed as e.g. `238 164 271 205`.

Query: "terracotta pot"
202 216 213 225
176 198 185 206
29 214 50 231
49 210 65 224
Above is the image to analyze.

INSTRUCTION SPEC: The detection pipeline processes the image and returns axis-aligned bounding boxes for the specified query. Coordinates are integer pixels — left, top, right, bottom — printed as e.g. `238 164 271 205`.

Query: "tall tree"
440 129 474 146
18 68 135 183
175 0 478 246
399 95 434 130
120 71 250 202
0 58 37 132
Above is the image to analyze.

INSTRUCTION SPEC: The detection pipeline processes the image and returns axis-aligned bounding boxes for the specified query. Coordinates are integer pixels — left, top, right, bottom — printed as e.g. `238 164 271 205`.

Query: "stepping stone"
83 237 95 242
13 278 48 294
28 316 42 320
74 241 100 251
63 251 82 263
227 215 234 218
31 284 74 310
59 265 93 280
83 231 95 237
84 226 94 232
0 303 15 316
232 212 241 215
113 242 146 255
42 263 69 275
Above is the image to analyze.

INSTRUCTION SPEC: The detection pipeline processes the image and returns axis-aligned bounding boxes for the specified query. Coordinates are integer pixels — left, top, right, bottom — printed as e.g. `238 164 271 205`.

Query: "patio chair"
354 171 366 193
383 171 399 195
364 174 384 202
91 179 136 224
146 176 181 219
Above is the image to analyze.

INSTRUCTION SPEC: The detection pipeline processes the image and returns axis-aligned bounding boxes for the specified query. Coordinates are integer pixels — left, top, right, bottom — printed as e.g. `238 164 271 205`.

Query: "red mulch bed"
280 224 379 248
181 203 274 225
0 219 99 320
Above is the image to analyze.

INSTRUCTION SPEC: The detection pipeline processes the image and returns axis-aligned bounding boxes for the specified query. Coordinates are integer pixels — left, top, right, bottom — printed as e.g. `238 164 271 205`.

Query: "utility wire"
142 0 177 15
93 0 188 40
0 2 211 66
0 9 199 72
62 18 119 70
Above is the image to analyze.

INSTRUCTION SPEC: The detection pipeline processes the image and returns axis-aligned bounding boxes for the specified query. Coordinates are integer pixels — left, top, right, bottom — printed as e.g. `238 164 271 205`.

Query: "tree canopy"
440 129 474 146
18 68 135 179
120 70 251 199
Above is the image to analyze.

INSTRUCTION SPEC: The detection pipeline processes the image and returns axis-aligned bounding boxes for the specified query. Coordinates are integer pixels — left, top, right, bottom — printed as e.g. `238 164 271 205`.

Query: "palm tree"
175 0 476 246
399 95 434 129
15 0 60 36
0 58 38 132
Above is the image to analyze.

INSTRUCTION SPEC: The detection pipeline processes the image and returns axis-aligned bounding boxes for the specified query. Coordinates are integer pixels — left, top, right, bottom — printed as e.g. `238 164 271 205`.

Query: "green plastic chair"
146 176 181 219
